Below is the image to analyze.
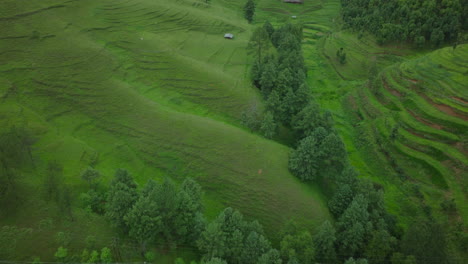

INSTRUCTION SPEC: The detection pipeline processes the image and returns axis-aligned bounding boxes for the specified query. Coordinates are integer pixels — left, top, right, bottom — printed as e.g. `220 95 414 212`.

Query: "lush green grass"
0 0 333 261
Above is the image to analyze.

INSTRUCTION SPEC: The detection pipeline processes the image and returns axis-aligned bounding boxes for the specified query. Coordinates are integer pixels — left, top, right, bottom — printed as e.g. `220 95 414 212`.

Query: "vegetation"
0 0 466 263
341 0 466 46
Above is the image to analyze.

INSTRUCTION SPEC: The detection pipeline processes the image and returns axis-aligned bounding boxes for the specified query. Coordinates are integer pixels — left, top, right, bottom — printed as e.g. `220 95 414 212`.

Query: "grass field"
0 0 334 261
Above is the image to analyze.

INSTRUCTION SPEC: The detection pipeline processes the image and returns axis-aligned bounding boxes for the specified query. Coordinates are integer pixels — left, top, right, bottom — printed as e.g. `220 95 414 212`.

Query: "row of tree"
246 21 452 264
340 0 467 46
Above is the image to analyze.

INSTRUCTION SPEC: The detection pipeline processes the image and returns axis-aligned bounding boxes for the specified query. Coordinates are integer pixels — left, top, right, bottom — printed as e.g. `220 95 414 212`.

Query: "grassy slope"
0 0 331 261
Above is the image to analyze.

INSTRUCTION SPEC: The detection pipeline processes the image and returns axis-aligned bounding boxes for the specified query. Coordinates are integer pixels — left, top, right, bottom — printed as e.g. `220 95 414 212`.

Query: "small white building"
224 33 234 39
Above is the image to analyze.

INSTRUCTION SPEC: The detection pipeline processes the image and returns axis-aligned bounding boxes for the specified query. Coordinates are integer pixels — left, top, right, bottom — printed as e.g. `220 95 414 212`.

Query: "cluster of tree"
105 169 205 254
53 232 113 264
197 207 281 264
248 22 320 140
340 0 466 46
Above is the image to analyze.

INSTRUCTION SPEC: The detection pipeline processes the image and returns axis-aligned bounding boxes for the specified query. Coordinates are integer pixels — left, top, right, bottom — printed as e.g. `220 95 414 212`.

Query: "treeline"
340 0 467 46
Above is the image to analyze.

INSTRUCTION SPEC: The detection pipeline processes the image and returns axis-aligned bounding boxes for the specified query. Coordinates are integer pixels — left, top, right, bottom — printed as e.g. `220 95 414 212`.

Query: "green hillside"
1 0 467 263
0 0 331 260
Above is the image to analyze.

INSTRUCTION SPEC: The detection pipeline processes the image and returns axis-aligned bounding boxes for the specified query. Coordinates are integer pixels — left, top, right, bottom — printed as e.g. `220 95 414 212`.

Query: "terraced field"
346 45 468 223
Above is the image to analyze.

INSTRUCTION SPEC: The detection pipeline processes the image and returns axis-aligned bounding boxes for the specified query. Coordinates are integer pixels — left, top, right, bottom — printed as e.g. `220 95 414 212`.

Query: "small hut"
284 0 303 3
224 33 234 39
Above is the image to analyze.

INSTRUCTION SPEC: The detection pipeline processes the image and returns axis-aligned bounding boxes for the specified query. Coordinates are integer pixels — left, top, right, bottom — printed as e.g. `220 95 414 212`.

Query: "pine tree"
244 0 255 23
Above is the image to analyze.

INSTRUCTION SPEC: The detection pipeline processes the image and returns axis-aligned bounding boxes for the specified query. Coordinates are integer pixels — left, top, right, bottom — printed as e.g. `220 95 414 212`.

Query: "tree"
289 127 338 182
328 184 354 217
197 207 271 264
263 21 275 38
401 220 448 264
100 247 112 264
291 102 323 139
244 0 255 23
240 231 271 264
313 221 337 264
198 222 226 260
344 257 368 264
249 27 270 65
257 249 282 264
364 228 396 263
260 111 277 139
88 250 99 264
105 169 138 233
259 61 277 96
336 48 347 64
288 134 319 181
54 247 68 262
336 195 372 257
124 180 161 255
203 258 227 264
80 167 100 188
280 230 314 264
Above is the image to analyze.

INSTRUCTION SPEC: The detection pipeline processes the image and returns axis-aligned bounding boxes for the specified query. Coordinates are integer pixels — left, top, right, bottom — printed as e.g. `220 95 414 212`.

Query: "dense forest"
341 0 468 45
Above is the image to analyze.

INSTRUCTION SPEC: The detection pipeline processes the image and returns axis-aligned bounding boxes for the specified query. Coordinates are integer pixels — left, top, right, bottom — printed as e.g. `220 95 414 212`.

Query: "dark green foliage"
173 178 206 245
288 133 320 181
341 0 463 46
259 61 277 96
54 247 68 262
401 220 448 264
328 184 355 217
336 195 372 257
80 167 101 188
257 249 282 264
289 127 346 182
291 103 325 139
125 179 161 254
248 27 270 64
100 247 112 264
280 223 314 264
313 221 337 264
336 48 346 64
203 258 227 264
82 189 106 214
121 177 204 253
243 0 255 23
105 169 138 232
197 208 271 264
391 253 417 264
344 257 368 264
263 21 274 38
364 228 396 263
260 111 277 139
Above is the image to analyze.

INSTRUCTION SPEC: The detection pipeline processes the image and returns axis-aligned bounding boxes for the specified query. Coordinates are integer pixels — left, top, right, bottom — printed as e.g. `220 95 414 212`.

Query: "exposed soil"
452 96 468 105
382 77 402 97
407 110 444 130
420 94 468 121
